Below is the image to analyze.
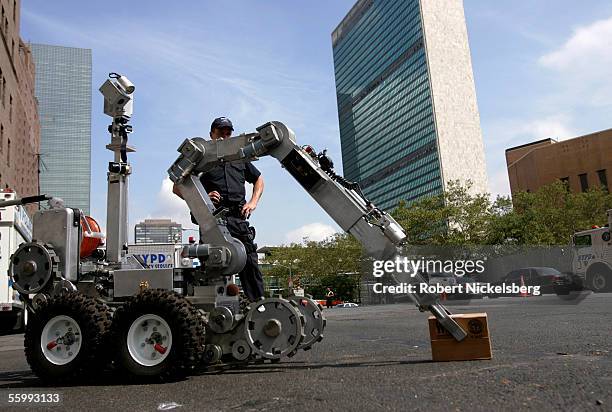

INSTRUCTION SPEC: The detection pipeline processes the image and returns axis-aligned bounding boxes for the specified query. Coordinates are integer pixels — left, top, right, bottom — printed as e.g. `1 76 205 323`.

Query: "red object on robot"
80 215 104 258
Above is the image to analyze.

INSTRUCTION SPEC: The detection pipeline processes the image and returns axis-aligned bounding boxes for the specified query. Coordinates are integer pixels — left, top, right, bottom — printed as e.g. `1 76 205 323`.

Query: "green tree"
261 180 612 299
261 233 363 299
391 180 612 246
392 180 500 245
501 182 612 245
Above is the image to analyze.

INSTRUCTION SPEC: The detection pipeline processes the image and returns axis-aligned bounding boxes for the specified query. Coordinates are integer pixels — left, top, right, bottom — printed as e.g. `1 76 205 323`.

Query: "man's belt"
213 204 244 219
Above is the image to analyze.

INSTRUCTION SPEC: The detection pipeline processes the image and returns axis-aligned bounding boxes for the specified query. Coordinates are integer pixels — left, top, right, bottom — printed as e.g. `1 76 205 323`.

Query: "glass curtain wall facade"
333 0 442 210
31 44 92 214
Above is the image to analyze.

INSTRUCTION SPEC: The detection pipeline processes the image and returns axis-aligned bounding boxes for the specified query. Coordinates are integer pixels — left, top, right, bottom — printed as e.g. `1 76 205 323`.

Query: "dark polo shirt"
199 161 261 208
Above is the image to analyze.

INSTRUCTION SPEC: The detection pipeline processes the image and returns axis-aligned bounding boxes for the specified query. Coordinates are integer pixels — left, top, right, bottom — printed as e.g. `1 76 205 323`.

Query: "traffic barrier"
520 275 529 297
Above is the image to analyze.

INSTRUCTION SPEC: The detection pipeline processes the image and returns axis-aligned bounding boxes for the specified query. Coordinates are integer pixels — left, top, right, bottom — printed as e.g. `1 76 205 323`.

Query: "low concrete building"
506 128 612 194
134 219 182 244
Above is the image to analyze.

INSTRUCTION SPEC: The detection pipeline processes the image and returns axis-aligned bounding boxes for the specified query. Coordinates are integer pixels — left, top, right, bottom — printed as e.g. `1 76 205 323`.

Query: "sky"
19 0 612 246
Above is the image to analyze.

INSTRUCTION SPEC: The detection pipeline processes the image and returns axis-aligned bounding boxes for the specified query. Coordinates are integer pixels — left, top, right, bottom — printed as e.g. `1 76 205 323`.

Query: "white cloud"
538 16 612 107
284 223 337 244
482 114 576 197
487 168 511 198
128 177 195 242
483 113 575 155
539 16 612 70
23 6 346 251
481 15 612 198
520 114 576 142
131 182 340 245
153 178 194 229
21 8 330 133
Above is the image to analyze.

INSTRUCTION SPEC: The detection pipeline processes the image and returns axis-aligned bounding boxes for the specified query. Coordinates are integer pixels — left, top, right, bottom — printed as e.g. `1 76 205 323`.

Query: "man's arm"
242 176 264 218
174 181 222 206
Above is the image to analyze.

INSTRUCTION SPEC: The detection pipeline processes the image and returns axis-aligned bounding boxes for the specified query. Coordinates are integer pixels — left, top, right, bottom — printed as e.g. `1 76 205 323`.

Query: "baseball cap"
211 117 234 131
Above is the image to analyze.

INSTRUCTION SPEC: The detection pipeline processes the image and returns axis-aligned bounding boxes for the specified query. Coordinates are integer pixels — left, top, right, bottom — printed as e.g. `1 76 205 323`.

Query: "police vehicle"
0 189 32 332
571 209 612 293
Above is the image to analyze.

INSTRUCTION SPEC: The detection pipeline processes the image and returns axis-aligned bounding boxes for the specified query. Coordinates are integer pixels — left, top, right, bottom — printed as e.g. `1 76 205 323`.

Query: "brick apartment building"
0 0 40 215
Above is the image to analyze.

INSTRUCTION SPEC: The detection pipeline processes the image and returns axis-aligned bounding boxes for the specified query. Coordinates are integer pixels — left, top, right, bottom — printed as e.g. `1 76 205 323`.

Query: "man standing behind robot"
174 117 265 302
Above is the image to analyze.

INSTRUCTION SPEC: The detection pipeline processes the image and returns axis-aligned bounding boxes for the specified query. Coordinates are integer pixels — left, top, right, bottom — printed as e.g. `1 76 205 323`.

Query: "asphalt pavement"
0 292 610 411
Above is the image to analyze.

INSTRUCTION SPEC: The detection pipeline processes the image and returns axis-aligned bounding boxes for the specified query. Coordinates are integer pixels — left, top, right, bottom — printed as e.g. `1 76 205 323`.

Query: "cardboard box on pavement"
428 313 492 361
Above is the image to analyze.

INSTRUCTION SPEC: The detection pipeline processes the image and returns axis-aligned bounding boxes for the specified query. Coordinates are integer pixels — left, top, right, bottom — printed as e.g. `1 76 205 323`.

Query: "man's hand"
243 176 263 219
208 191 222 206
241 200 257 219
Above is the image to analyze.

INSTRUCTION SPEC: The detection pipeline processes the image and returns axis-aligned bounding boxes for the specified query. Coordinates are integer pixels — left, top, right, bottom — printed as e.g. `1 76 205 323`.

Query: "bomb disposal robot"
5 73 468 383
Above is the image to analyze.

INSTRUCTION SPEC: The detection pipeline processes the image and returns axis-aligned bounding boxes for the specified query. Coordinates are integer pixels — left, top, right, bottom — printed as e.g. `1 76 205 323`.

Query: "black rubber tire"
111 289 205 381
588 270 611 293
24 292 112 383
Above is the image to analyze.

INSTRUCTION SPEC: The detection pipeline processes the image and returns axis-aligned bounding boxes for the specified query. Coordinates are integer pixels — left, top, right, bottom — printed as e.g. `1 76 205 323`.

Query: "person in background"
325 287 335 308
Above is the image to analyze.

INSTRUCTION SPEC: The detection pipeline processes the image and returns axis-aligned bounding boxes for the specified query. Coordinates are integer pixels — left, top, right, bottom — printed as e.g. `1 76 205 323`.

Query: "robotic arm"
168 121 467 341
167 123 290 276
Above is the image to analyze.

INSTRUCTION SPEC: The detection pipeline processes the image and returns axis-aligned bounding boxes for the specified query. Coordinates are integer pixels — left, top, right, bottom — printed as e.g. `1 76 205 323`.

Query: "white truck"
0 189 32 332
571 209 612 292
